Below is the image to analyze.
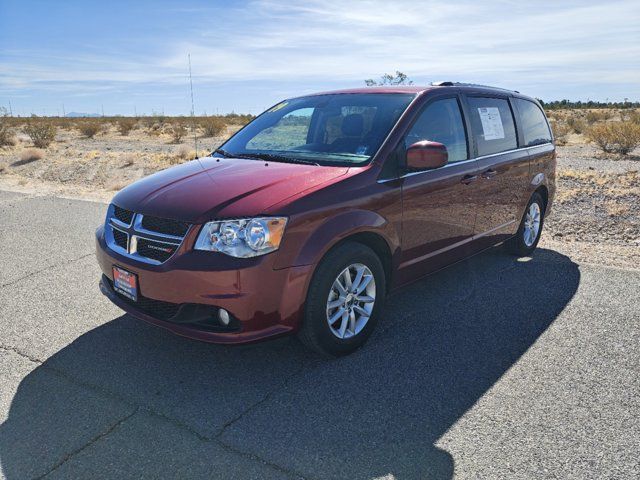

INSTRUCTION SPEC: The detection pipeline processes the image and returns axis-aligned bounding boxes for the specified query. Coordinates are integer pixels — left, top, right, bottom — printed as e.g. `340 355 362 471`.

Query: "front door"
396 96 481 285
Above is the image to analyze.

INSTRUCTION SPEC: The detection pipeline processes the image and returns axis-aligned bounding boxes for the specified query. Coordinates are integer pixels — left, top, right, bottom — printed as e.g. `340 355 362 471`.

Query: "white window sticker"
478 107 505 140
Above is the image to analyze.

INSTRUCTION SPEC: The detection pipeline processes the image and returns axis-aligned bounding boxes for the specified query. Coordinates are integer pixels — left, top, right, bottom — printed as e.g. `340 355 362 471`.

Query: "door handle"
481 169 498 179
460 174 478 185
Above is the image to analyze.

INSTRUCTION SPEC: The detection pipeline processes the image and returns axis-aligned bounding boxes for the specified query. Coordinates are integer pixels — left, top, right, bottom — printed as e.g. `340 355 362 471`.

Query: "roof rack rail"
430 81 519 93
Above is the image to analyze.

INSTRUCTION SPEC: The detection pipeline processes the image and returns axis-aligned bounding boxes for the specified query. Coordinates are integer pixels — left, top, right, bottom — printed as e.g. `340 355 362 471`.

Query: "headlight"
194 217 287 258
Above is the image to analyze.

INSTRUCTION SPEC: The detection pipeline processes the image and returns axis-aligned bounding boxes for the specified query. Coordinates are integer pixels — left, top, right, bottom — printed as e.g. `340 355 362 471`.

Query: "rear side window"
404 98 468 163
514 98 552 146
467 97 517 156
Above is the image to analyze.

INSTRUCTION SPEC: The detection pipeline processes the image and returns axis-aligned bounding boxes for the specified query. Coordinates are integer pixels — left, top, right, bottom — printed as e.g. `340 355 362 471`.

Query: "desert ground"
0 111 638 269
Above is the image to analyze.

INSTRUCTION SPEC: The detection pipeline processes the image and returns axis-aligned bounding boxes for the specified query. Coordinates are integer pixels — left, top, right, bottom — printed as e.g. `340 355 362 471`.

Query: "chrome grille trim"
105 204 190 265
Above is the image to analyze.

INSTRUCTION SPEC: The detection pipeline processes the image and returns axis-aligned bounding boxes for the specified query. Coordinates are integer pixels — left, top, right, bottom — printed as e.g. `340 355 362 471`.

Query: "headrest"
341 114 364 136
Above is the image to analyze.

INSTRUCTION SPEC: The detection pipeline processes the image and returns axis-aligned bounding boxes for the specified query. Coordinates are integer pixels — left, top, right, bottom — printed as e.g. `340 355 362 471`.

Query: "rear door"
396 95 481 283
464 95 529 246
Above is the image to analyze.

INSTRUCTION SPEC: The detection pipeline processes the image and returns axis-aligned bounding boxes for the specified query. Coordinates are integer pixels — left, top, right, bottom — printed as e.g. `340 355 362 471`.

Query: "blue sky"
1 0 639 116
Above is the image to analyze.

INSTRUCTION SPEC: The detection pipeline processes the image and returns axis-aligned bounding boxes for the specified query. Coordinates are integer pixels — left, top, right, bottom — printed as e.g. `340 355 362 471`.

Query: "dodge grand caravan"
96 82 556 356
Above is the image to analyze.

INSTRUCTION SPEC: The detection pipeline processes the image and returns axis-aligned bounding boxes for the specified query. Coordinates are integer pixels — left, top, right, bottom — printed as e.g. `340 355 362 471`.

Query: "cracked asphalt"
0 189 639 479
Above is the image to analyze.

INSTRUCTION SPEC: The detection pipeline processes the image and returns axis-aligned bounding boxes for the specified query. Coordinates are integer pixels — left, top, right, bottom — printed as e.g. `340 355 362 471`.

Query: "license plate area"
112 266 138 302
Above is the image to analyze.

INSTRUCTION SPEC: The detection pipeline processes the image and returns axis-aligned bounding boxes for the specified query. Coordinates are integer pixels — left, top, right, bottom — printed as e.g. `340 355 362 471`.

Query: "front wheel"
507 192 545 256
298 242 386 357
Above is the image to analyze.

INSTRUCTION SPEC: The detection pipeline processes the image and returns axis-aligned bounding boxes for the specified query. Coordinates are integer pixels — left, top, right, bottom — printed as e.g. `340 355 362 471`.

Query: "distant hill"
65 112 102 118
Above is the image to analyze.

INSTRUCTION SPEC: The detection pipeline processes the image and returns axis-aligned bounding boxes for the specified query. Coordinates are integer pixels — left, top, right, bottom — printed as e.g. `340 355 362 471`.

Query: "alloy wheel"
326 263 376 339
523 202 541 247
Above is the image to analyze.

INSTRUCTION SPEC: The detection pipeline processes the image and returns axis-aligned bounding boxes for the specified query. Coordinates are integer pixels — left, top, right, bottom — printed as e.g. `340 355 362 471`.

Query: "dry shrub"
175 145 193 161
586 121 640 155
200 117 226 137
23 120 56 148
0 119 16 146
550 121 570 145
622 110 640 125
585 110 611 124
169 122 187 143
19 148 45 163
76 121 101 138
566 115 586 134
120 153 136 167
117 118 137 136
106 179 129 191
605 202 630 217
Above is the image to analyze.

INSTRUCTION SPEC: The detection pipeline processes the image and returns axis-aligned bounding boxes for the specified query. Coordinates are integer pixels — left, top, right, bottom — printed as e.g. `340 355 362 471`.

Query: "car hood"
112 157 349 223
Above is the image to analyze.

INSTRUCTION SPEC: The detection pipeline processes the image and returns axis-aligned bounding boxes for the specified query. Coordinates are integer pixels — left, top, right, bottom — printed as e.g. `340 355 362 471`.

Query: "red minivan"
96 82 556 356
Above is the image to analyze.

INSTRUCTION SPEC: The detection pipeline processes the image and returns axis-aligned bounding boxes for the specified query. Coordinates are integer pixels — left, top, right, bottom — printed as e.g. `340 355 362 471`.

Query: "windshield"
216 93 414 166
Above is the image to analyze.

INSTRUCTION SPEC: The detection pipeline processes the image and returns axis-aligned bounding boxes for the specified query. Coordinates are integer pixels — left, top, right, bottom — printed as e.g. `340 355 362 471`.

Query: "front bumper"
95 226 313 344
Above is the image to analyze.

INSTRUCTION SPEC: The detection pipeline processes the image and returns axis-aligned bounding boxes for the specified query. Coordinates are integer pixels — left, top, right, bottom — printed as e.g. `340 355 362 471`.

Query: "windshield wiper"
213 148 238 158
238 152 320 166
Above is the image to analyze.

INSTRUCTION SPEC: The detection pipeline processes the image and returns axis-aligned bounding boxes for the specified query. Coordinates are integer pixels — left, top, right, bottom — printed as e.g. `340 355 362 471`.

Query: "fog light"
218 308 230 326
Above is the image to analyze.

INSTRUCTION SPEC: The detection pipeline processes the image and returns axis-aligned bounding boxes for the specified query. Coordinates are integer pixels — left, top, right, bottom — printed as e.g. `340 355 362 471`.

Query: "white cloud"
1 0 639 102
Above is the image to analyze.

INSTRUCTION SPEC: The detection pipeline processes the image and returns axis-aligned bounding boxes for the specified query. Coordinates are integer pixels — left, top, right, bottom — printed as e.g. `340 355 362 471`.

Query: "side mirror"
406 141 448 170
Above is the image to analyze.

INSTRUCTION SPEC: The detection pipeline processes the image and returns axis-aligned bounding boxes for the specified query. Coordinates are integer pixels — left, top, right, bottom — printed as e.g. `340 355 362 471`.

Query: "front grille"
141 215 190 237
106 204 189 265
113 205 134 225
136 238 177 263
112 228 128 250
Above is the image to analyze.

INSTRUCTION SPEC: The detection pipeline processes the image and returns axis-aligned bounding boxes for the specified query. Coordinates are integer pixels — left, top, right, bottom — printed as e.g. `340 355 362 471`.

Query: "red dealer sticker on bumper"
112 266 138 302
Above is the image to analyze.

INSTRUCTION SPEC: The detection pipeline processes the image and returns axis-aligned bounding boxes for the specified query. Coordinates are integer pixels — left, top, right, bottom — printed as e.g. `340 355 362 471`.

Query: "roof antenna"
188 53 199 159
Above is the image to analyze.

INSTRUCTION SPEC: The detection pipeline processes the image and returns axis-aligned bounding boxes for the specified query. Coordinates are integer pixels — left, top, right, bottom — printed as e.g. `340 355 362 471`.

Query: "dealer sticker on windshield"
478 107 505 140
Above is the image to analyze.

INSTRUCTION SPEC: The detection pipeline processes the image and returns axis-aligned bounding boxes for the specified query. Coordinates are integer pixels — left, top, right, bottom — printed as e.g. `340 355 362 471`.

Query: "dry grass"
23 120 56 148
19 148 45 163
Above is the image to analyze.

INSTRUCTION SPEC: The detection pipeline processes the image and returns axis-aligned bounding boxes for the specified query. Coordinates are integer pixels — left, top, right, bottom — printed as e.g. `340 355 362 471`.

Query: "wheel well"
534 185 549 212
332 232 393 288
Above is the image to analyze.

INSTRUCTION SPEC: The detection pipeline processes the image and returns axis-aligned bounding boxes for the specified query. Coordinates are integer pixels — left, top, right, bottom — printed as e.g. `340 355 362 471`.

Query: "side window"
404 98 468 163
514 98 552 146
467 97 517 156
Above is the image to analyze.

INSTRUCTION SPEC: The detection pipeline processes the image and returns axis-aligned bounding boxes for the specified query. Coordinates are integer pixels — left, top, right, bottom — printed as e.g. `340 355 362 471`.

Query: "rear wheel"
298 242 385 357
507 192 545 256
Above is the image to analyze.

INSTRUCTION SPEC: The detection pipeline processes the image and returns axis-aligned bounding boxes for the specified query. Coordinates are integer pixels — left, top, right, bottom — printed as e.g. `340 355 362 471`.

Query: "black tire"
507 192 546 256
298 242 386 357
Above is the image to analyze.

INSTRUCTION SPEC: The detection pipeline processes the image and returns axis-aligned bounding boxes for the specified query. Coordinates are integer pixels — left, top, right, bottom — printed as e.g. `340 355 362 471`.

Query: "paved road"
0 190 638 479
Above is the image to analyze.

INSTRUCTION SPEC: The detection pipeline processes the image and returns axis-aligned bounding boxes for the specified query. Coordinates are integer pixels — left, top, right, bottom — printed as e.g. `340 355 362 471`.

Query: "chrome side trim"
399 220 515 269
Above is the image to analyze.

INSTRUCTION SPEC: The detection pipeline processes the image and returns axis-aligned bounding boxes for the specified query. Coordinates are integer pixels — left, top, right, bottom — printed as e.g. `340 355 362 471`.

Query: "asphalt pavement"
0 190 638 479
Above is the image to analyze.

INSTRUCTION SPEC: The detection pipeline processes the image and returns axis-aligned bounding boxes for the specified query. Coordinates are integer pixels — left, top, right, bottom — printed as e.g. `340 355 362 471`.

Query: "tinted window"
515 98 552 146
467 97 517 156
404 98 468 163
